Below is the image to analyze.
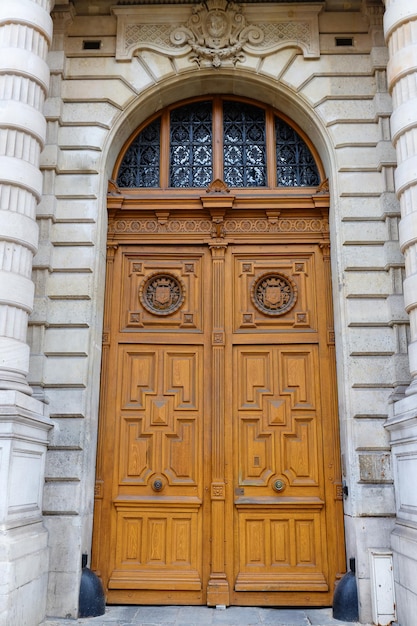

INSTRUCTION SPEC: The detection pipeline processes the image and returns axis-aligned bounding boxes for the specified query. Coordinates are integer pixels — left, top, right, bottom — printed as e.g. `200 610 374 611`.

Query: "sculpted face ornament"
206 11 227 43
140 272 185 316
251 272 298 316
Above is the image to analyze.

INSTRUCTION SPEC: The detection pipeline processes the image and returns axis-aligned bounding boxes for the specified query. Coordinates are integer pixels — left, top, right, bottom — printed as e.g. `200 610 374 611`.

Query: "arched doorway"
92 96 345 607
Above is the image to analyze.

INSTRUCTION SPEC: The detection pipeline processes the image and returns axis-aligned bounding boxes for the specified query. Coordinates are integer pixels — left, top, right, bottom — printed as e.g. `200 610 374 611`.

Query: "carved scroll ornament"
112 2 321 64
170 0 263 67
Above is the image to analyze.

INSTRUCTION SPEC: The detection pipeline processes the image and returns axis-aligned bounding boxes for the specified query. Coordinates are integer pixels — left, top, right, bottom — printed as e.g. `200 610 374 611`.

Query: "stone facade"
1 0 417 624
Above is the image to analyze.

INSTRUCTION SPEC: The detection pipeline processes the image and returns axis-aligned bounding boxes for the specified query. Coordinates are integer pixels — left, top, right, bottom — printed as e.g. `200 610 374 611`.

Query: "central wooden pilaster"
207 239 230 607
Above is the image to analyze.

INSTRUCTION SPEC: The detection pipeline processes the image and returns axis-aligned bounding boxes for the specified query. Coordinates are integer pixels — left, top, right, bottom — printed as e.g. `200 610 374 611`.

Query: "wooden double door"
93 234 345 607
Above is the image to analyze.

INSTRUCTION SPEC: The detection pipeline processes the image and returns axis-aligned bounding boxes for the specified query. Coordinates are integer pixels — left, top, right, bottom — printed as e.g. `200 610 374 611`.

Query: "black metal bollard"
333 557 359 622
78 554 106 618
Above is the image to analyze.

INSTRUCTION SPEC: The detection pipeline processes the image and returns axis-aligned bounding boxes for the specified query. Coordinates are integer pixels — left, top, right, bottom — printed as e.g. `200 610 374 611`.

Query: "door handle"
152 478 164 492
272 479 285 493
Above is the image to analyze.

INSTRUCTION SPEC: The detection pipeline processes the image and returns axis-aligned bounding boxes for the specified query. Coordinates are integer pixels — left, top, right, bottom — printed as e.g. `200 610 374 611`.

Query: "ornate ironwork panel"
275 118 320 186
169 101 213 188
116 98 322 189
223 102 266 187
117 118 160 187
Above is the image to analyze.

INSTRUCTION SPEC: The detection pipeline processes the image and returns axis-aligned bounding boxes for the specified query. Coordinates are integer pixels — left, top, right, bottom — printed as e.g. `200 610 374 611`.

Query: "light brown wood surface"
92 186 345 607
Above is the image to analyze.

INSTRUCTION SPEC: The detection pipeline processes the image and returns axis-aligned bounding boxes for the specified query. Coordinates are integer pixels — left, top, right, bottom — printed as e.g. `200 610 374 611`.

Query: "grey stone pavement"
41 605 368 626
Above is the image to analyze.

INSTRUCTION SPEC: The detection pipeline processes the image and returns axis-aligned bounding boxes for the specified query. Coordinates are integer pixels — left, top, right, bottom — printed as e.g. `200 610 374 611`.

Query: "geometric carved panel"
111 507 202 590
279 350 315 408
235 510 327 591
233 336 329 594
237 350 273 410
164 351 199 410
122 351 156 409
118 346 202 487
235 346 319 488
239 419 274 485
282 417 319 485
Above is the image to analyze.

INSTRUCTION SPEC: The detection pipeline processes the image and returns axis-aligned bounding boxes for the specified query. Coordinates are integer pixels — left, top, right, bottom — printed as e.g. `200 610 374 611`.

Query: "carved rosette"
170 0 263 67
139 272 185 315
109 217 327 235
251 272 298 316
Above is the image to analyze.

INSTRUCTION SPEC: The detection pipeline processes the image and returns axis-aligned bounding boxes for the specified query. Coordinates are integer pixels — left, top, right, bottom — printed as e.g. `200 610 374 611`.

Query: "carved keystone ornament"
171 0 263 67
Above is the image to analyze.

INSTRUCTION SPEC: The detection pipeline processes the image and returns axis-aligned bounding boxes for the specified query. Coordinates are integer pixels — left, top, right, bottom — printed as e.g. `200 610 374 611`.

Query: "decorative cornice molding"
108 216 328 235
112 2 322 64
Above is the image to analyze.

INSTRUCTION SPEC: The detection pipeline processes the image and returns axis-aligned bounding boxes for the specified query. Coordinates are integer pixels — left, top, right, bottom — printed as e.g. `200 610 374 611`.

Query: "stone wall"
34 1 404 622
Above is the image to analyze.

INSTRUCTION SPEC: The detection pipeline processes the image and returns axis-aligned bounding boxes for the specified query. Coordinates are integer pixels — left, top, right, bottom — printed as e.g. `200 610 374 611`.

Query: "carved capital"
51 3 76 34
209 240 228 254
106 244 118 260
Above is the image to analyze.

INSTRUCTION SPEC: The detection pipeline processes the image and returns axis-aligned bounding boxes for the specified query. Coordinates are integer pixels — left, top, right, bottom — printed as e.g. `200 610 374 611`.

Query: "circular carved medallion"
251 272 297 316
139 272 185 316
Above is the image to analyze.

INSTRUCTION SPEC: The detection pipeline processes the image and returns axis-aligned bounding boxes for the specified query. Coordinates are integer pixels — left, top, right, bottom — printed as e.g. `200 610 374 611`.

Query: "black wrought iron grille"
116 99 321 189
223 101 267 187
116 117 160 187
169 101 213 188
275 118 320 186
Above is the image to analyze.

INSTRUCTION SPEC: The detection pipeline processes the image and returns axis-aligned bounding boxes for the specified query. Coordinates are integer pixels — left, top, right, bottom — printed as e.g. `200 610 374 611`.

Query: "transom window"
116 97 321 190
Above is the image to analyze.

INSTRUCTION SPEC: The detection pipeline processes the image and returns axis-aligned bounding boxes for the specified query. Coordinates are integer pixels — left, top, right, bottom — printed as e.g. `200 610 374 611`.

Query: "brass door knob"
272 479 285 493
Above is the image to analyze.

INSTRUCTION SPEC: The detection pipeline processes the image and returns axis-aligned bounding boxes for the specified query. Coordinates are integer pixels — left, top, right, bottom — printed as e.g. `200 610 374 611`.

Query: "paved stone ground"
41 605 368 626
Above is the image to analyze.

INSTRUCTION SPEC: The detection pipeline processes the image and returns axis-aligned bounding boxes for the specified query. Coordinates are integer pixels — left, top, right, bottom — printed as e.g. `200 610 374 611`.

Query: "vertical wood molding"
207 240 229 606
320 237 345 581
91 244 118 575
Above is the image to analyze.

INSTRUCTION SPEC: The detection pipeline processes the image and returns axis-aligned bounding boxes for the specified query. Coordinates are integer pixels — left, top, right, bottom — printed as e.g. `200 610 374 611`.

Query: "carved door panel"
109 344 204 592
93 241 344 607
95 247 210 605
233 344 327 590
227 246 344 606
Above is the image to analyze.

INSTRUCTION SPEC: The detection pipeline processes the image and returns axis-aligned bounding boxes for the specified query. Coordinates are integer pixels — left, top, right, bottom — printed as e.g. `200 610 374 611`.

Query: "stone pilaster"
0 1 53 625
384 2 417 625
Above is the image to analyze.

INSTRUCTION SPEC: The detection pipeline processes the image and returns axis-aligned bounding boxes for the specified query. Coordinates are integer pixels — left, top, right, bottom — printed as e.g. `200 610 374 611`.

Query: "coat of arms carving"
170 0 264 67
251 272 298 316
139 272 185 315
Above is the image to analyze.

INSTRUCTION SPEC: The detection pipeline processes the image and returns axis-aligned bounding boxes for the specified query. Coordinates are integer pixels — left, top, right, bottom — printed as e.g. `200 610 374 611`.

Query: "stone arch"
89 68 347 606
103 70 335 187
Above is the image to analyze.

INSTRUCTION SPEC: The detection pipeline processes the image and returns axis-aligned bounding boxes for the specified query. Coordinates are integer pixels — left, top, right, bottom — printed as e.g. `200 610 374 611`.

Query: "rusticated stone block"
359 452 392 483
